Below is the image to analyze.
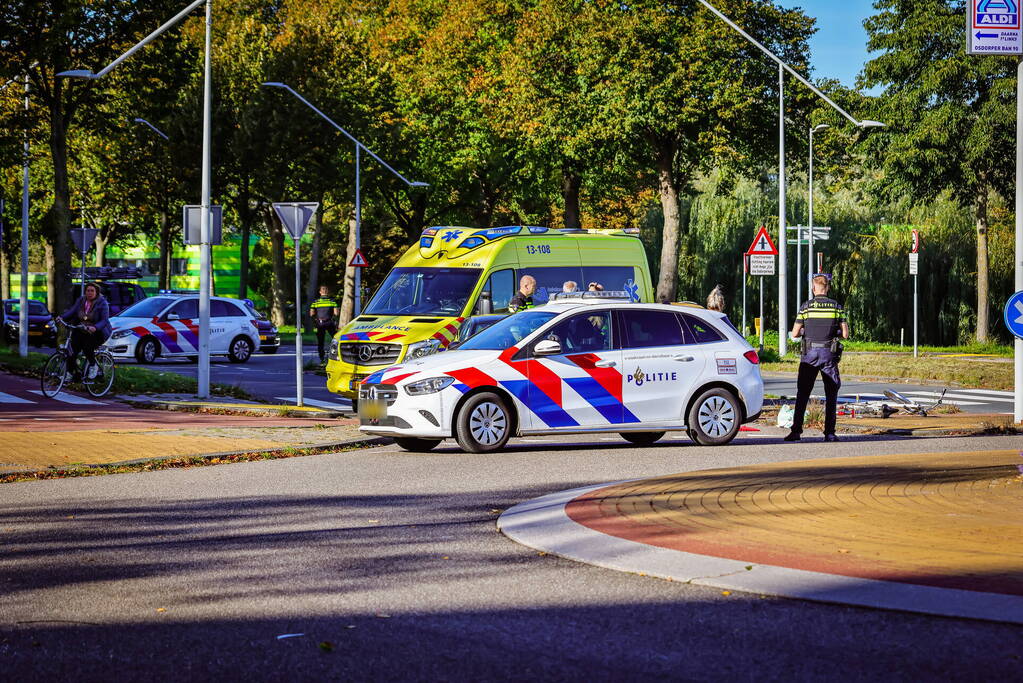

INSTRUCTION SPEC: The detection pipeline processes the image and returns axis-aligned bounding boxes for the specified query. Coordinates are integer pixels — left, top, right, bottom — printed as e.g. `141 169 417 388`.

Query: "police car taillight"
743 350 759 365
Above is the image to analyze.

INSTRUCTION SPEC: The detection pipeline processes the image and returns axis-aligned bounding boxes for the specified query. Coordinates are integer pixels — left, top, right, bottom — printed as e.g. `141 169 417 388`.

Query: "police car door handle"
594 360 616 368
673 354 695 362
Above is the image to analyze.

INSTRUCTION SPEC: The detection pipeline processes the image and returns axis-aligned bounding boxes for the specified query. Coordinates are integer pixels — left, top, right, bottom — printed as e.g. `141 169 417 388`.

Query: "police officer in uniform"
786 274 850 442
508 275 536 312
309 285 339 363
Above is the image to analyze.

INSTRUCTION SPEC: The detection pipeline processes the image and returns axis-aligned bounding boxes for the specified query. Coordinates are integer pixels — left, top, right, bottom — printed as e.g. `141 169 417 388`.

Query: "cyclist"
59 282 112 379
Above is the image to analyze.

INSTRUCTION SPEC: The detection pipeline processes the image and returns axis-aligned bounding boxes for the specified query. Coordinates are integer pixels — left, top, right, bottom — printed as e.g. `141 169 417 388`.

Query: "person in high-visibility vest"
309 285 340 363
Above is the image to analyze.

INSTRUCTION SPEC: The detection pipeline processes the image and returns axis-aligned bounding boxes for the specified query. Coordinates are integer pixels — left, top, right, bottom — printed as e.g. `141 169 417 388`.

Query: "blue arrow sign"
1004 290 1023 339
976 31 1000 37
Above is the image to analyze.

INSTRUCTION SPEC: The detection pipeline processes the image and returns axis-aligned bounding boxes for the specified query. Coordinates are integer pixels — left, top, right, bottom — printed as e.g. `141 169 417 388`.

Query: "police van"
356 294 764 452
325 226 655 401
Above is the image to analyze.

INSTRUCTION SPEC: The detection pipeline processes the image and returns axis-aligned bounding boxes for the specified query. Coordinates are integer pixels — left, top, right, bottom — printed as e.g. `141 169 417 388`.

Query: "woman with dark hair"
60 282 112 379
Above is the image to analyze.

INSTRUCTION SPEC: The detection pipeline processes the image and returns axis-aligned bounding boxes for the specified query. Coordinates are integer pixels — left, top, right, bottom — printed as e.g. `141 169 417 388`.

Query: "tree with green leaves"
862 0 1017 342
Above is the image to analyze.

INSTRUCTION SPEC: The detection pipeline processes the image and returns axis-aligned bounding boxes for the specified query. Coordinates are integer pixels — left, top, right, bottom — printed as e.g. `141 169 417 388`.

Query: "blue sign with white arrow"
969 0 1023 54
1004 290 1023 339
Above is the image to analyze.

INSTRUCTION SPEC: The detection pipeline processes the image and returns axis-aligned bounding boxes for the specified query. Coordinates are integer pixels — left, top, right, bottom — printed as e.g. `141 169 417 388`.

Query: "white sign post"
272 202 319 408
967 0 1023 54
909 250 920 358
746 226 779 352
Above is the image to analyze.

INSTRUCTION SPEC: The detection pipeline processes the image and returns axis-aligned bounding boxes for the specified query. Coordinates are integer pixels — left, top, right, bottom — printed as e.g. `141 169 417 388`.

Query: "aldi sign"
968 0 1023 54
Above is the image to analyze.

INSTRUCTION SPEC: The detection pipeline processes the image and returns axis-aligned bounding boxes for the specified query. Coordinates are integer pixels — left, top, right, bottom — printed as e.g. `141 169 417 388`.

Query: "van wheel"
228 336 253 363
620 432 665 446
394 437 442 452
455 392 511 453
135 337 159 364
687 388 741 446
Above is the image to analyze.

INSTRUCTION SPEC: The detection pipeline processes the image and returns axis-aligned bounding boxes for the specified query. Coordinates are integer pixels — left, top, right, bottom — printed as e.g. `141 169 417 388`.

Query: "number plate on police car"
358 399 386 422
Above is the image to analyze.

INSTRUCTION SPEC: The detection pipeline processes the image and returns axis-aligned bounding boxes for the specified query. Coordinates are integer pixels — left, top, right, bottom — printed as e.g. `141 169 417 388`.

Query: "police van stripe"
564 377 640 424
566 353 624 403
499 379 579 429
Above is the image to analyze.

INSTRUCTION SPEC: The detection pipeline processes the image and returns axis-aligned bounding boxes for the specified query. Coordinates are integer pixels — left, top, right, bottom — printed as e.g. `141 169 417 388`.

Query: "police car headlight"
406 338 442 359
111 329 133 339
404 376 454 396
327 338 340 361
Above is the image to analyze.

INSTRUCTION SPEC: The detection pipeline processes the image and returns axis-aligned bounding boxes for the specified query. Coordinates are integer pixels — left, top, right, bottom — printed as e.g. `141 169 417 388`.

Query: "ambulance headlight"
327 338 340 361
111 329 133 339
406 338 442 359
404 376 454 396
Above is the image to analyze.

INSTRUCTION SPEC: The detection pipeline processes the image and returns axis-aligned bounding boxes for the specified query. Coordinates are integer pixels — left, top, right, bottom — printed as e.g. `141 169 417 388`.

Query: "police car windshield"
364 267 480 317
456 310 557 351
117 297 175 318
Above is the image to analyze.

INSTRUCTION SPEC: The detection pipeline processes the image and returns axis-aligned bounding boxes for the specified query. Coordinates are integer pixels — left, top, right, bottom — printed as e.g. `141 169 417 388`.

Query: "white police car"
358 296 763 452
105 294 262 364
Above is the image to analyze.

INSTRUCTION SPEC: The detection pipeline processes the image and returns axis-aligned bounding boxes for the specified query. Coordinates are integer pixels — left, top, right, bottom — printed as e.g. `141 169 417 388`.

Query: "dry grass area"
762 353 1014 390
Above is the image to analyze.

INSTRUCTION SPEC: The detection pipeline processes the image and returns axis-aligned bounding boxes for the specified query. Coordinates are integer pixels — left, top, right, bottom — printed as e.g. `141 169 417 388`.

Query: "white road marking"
0 391 34 404
900 391 995 404
953 388 1016 398
27 390 105 405
274 396 351 410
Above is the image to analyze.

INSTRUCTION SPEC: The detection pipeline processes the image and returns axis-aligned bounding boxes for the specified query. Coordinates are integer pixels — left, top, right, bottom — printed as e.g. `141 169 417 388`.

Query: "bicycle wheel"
85 352 115 397
40 353 68 398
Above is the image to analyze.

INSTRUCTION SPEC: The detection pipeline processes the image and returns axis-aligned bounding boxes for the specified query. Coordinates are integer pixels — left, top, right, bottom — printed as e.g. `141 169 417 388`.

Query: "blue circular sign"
1004 290 1023 339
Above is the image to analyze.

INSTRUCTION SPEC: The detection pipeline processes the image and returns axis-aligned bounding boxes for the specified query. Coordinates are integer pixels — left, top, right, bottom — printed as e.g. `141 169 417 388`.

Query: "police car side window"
211 300 246 317
169 299 199 319
678 313 725 344
619 310 685 349
541 311 611 354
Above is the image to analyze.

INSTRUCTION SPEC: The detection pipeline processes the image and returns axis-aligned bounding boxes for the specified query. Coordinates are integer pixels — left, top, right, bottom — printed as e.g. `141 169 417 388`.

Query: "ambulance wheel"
228 336 253 363
393 437 442 452
455 392 511 453
687 388 741 446
619 432 665 446
135 337 159 364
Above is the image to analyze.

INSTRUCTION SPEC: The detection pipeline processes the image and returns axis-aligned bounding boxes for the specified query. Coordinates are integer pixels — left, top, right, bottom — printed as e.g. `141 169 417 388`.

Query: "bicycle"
40 318 116 399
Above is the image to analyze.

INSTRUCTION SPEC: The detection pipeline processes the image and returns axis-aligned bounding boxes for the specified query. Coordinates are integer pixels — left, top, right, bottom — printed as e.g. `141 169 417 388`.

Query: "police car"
104 294 263 364
358 294 763 452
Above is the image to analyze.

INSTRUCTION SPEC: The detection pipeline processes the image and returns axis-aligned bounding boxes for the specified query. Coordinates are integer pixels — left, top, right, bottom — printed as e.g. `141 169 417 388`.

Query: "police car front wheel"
455 392 512 453
686 388 741 446
135 337 159 364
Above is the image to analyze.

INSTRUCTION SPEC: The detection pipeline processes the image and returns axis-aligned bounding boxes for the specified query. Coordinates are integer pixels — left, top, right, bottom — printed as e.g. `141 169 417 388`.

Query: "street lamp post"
260 82 428 315
693 0 884 356
806 123 830 305
59 0 215 398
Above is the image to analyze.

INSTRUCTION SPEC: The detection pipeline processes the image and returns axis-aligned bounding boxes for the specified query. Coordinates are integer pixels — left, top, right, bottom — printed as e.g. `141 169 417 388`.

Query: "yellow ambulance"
325 225 655 400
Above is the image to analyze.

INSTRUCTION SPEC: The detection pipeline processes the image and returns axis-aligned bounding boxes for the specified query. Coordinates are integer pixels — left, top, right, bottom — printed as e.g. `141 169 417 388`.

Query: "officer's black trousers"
316 323 337 361
791 348 841 436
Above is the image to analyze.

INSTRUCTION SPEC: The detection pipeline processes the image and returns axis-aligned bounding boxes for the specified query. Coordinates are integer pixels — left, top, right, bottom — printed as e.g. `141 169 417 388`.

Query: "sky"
778 1 879 91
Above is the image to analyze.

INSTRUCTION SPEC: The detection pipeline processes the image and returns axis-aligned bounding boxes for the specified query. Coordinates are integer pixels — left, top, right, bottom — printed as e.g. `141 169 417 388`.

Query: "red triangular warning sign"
348 249 369 267
746 226 779 256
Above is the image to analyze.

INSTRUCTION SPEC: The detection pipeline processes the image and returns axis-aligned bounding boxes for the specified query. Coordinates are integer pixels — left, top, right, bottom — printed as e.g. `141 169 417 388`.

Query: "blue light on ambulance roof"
457 236 485 249
420 237 434 248
527 226 549 234
474 226 522 241
421 228 438 236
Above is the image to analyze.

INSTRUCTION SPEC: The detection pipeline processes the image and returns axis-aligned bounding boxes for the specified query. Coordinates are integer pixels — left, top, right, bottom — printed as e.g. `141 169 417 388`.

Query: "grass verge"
761 353 1014 390
0 346 253 399
0 442 372 484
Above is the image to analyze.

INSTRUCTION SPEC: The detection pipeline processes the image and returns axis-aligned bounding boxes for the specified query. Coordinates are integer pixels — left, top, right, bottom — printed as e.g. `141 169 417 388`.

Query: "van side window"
516 266 584 304
481 269 515 313
678 313 726 343
618 310 685 348
580 266 638 297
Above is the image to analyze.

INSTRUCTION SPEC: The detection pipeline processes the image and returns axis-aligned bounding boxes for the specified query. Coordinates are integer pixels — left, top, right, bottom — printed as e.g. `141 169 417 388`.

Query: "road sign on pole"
348 249 369 268
749 254 776 276
272 202 320 408
1005 291 1023 339
70 227 99 298
183 205 223 245
967 0 1023 55
746 225 779 256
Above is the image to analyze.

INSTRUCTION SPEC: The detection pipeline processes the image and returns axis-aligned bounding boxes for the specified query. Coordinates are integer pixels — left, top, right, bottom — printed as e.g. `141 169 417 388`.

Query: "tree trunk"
339 210 357 327
654 140 682 303
237 180 251 299
48 102 73 314
304 200 323 334
263 206 288 327
1 237 9 301
562 167 582 230
94 232 108 267
975 183 990 343
45 243 57 311
158 210 171 290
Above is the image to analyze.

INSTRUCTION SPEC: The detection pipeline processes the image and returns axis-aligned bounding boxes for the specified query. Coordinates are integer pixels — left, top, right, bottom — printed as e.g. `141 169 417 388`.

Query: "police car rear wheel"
135 337 159 364
228 336 253 363
455 392 511 453
687 388 741 446
394 437 442 452
619 432 665 446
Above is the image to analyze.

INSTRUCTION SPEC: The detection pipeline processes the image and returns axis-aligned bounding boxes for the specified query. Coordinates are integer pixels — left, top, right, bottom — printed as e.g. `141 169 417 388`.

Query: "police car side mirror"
166 312 180 321
534 339 561 356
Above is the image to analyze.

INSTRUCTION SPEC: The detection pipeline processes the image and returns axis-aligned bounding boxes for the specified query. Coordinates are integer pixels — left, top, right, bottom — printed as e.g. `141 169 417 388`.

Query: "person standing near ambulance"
309 285 339 363
509 275 537 312
786 274 850 442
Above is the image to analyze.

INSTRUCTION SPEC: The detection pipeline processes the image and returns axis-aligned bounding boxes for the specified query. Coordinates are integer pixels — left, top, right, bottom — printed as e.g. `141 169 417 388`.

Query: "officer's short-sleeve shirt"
796 296 845 343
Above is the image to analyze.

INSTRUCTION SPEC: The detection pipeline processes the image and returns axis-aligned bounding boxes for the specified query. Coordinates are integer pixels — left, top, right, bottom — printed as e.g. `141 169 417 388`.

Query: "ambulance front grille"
340 342 402 366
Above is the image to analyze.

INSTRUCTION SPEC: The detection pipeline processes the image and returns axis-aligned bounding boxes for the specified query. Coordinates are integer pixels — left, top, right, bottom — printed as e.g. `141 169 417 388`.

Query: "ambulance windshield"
364 267 481 317
457 310 556 351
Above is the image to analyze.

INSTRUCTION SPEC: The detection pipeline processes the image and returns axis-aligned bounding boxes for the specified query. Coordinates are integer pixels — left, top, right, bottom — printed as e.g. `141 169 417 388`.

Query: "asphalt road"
2 431 1020 679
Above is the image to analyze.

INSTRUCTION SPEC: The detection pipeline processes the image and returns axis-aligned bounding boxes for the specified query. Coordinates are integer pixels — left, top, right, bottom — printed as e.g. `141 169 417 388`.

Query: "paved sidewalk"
499 449 1023 624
